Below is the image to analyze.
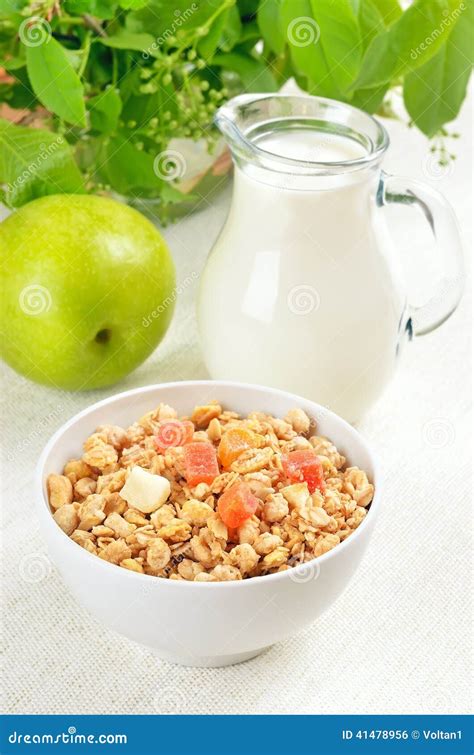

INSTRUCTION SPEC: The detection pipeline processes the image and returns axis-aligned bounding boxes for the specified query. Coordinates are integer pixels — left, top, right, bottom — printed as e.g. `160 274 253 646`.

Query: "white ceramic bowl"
37 381 380 667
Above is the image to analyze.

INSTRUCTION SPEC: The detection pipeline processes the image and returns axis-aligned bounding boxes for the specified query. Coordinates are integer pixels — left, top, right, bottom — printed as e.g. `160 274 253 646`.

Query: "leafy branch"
0 0 472 214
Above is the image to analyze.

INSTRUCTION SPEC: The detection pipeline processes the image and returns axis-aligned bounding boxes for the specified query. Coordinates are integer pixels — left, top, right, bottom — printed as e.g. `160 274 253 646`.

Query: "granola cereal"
47 402 374 581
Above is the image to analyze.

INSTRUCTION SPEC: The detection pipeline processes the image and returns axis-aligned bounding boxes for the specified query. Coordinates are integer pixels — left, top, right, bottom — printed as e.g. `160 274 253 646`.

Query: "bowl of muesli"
37 380 380 667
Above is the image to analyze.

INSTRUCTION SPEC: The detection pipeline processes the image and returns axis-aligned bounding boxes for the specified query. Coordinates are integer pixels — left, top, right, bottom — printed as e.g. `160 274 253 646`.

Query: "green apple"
0 194 176 389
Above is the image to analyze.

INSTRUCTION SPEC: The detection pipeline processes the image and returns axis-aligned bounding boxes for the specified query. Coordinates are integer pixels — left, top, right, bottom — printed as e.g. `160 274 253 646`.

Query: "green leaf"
358 0 385 48
353 0 460 90
281 0 362 98
239 19 260 43
118 0 149 8
64 0 117 20
102 136 163 196
197 7 229 59
0 64 36 109
160 183 189 203
87 42 116 87
120 73 178 126
98 30 155 51
238 0 259 16
376 0 402 26
88 87 122 134
212 52 278 91
127 0 233 41
63 47 83 71
403 3 473 136
0 80 35 109
0 118 84 208
26 35 86 126
1 56 26 71
220 4 243 51
257 0 286 54
351 82 389 113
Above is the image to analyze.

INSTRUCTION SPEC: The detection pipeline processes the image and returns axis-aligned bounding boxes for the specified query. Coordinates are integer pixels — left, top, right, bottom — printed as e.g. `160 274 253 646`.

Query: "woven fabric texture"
1 96 472 715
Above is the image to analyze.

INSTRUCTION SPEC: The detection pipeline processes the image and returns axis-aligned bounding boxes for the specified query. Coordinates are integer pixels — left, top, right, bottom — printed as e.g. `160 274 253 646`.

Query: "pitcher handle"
378 171 465 336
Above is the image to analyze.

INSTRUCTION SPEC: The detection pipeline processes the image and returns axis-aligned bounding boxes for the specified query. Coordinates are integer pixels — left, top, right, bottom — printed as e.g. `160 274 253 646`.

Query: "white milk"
198 129 407 422
257 129 366 162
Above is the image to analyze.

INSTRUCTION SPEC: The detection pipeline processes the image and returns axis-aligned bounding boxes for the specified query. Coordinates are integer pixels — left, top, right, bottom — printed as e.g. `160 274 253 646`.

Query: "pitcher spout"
214 94 266 162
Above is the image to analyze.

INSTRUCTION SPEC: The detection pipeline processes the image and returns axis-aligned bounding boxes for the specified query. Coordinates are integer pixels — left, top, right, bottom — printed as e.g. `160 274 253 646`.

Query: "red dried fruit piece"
183 442 219 486
282 449 325 493
155 420 194 453
217 482 259 529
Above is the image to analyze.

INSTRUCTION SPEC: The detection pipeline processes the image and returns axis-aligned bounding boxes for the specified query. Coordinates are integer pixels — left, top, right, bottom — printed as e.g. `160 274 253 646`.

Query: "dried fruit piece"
154 420 194 453
183 442 219 486
217 427 258 468
50 399 374 581
282 450 325 493
119 466 171 513
217 482 259 529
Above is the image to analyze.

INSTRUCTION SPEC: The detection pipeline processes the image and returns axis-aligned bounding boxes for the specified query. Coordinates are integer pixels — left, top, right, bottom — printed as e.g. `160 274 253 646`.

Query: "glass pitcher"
197 95 464 423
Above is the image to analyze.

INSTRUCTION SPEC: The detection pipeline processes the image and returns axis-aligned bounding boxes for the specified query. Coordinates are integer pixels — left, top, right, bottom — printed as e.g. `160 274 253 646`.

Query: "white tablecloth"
2 92 472 715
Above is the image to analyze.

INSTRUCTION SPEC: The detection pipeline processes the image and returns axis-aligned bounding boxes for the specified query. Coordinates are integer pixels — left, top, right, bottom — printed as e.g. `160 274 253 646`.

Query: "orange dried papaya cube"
217 482 259 528
217 427 258 468
282 449 325 493
183 442 219 486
